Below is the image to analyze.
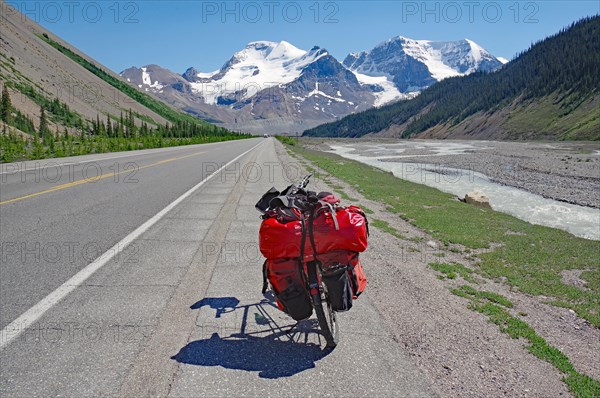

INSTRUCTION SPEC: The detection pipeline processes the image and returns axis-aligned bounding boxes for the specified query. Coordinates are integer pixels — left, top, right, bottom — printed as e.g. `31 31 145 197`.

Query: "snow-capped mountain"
122 41 380 133
344 36 504 93
183 41 327 104
121 37 504 134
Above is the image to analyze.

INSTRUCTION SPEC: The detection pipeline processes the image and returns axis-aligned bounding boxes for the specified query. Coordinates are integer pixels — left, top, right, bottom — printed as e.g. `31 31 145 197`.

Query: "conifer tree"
39 106 49 138
1 85 12 124
106 114 113 137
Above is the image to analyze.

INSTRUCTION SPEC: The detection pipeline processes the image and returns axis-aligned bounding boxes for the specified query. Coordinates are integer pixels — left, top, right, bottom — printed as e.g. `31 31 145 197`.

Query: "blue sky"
8 1 600 73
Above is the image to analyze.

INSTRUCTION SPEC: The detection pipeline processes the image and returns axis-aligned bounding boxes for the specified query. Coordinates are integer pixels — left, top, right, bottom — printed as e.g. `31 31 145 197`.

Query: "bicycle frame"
304 260 338 348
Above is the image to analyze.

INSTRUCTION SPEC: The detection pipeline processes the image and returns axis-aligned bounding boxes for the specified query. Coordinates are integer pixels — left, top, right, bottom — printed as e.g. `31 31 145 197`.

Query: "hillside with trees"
0 1 247 162
303 16 600 141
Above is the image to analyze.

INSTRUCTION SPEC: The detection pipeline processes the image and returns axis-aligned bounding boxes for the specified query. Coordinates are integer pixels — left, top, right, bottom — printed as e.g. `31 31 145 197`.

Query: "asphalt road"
0 138 435 397
0 139 261 329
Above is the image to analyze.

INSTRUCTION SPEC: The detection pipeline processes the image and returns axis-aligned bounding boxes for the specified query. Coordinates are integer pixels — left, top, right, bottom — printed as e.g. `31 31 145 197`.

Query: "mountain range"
303 16 600 141
121 38 505 134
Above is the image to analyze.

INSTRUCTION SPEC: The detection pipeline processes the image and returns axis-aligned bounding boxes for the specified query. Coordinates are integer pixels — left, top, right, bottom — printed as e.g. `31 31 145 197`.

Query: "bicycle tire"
312 286 339 348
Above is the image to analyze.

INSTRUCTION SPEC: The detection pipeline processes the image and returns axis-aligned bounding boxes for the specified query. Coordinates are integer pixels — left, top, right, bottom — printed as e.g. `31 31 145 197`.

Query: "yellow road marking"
0 151 206 206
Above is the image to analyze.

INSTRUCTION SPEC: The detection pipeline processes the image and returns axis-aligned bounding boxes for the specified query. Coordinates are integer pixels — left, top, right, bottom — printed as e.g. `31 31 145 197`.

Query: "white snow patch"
497 57 509 64
141 67 164 91
196 70 219 79
266 40 306 60
353 72 409 106
305 82 347 103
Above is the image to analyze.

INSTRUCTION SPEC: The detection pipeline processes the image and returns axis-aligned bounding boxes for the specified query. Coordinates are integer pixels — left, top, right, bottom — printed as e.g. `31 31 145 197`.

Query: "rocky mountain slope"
0 1 174 136
0 0 229 143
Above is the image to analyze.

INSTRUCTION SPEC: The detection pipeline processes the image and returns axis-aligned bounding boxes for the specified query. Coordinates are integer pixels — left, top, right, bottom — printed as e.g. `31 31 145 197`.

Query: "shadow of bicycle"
171 294 332 379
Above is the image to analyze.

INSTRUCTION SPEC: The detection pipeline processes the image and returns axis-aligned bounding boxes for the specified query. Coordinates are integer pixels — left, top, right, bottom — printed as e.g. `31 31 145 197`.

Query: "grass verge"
370 218 406 240
430 262 478 283
275 135 297 146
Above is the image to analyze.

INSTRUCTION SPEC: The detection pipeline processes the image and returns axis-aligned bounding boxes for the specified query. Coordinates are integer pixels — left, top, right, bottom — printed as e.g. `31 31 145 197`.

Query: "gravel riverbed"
314 139 600 209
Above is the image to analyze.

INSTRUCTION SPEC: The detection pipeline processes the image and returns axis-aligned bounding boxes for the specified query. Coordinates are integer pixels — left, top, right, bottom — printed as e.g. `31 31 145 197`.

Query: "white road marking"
0 141 263 350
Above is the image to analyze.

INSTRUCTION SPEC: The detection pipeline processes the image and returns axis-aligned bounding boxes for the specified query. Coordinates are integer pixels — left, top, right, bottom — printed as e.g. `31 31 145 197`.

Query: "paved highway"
0 138 435 397
0 139 261 331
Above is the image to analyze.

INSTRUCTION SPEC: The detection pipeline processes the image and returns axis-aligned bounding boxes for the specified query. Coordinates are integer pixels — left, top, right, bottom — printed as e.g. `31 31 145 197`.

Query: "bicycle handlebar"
298 173 312 190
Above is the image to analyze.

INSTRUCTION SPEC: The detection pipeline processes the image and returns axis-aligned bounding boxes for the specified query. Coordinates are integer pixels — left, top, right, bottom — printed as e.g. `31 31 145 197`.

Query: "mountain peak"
344 35 504 87
464 38 490 62
266 40 306 60
182 67 202 81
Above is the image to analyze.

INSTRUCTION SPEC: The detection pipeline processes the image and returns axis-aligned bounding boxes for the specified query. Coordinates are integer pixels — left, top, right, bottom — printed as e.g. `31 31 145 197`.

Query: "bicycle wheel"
312 283 339 348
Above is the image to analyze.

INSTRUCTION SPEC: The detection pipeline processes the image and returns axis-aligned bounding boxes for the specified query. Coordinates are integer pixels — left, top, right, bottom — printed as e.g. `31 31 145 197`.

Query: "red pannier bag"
259 206 368 260
263 251 367 315
318 250 367 299
263 258 313 321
